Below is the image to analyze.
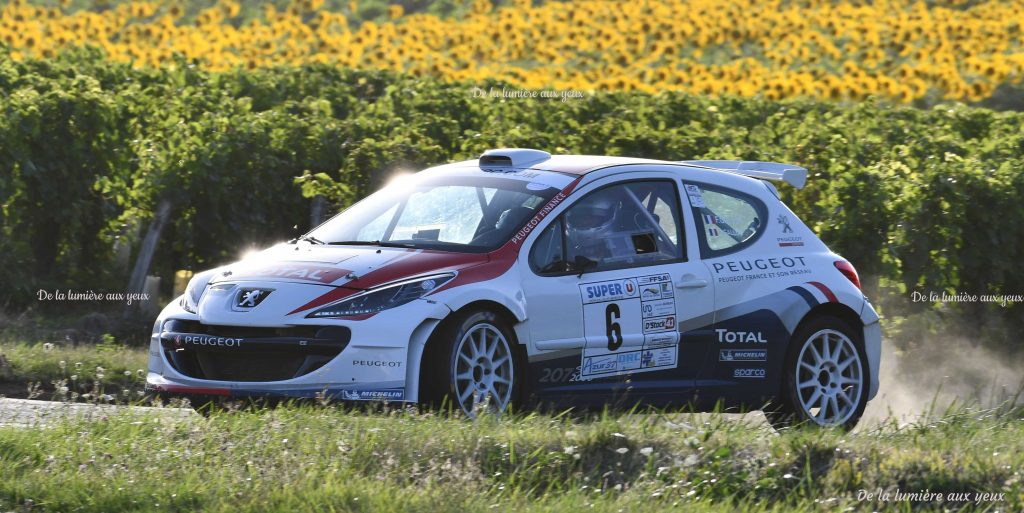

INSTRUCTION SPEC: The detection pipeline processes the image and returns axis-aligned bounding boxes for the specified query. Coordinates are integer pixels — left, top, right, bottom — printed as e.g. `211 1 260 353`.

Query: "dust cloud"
862 332 1024 425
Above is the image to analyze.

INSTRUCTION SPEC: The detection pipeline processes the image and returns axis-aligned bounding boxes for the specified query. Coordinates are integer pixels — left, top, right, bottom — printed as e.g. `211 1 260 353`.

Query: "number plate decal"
578 274 680 379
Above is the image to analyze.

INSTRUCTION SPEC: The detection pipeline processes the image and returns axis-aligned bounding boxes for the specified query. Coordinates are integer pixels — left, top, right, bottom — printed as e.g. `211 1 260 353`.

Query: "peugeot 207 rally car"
147 148 881 429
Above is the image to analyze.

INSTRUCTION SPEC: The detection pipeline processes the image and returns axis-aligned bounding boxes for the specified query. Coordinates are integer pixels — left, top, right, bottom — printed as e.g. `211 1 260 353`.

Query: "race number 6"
605 303 622 350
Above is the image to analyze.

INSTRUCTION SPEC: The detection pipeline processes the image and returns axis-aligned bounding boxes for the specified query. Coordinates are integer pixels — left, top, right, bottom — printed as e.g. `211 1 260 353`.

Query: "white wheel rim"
795 329 863 426
454 323 514 417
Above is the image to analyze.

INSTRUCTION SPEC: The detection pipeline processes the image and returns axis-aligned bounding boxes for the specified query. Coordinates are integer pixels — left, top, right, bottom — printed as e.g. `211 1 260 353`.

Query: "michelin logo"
340 389 405 401
719 349 767 362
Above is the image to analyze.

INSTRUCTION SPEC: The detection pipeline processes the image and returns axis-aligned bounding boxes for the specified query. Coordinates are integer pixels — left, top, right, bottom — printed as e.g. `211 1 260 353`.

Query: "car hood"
208 243 489 290
194 243 491 325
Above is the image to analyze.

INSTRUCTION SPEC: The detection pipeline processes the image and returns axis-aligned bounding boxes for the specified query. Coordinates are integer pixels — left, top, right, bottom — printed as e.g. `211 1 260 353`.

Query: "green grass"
0 341 148 401
0 403 1021 512
0 324 1021 511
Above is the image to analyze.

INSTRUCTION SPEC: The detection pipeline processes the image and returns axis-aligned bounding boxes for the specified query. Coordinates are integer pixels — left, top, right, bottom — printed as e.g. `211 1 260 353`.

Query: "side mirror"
573 255 598 278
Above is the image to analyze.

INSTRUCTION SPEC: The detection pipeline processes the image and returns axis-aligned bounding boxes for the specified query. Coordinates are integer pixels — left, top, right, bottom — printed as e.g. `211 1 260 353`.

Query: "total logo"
715 329 768 344
733 368 766 379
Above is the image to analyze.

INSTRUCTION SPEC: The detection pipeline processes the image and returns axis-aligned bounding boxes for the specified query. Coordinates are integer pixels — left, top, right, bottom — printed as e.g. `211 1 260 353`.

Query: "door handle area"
676 275 708 289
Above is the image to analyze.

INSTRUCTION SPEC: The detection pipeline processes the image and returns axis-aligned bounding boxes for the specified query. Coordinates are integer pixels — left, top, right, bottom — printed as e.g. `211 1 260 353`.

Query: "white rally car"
147 148 881 429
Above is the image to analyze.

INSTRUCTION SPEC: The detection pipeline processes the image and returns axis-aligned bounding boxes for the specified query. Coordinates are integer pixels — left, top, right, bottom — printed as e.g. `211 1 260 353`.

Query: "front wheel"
766 315 868 431
422 310 522 418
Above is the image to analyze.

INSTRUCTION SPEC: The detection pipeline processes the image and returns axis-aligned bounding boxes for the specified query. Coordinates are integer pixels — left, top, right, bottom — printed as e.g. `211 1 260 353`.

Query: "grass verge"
0 341 148 401
0 403 1021 512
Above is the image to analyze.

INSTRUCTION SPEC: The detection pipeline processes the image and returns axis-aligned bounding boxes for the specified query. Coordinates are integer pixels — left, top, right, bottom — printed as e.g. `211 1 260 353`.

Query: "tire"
421 309 523 418
766 314 869 431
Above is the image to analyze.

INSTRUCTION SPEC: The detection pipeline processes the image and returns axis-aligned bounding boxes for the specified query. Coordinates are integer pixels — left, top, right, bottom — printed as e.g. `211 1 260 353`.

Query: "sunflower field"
2 0 1024 104
1 1 1024 351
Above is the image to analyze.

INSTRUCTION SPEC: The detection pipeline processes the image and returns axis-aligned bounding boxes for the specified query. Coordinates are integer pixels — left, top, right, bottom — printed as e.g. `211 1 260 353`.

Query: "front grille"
161 320 350 382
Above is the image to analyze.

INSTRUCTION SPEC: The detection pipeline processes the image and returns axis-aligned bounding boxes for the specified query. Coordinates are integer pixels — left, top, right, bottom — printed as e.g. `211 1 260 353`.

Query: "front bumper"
146 296 449 402
160 320 352 382
145 375 407 401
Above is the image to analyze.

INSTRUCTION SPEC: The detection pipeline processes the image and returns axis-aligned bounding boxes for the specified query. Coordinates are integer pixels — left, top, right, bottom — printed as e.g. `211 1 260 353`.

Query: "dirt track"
0 389 930 430
0 398 193 428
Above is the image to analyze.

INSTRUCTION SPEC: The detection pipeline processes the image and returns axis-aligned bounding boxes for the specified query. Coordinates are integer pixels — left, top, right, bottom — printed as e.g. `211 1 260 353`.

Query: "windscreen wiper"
327 240 416 248
290 235 326 245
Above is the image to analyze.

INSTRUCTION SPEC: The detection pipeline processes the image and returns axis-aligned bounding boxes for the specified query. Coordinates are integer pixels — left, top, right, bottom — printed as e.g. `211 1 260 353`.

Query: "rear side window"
684 183 767 257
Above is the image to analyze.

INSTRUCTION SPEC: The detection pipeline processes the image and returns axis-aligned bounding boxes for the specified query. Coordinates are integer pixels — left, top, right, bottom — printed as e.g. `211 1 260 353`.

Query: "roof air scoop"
479 148 552 170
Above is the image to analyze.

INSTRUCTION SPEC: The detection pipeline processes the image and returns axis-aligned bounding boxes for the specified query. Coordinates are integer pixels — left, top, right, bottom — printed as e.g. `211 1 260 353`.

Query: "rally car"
147 148 881 429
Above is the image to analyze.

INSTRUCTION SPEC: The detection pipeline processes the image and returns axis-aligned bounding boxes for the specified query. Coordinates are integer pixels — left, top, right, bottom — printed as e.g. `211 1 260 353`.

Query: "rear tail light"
834 260 861 290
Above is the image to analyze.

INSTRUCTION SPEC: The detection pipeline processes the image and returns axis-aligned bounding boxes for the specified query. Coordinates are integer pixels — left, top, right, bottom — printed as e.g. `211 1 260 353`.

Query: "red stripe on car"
153 384 230 396
807 281 838 303
286 252 487 315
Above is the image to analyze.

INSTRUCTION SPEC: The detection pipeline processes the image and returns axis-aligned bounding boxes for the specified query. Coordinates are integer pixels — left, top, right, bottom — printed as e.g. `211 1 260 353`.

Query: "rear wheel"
766 315 868 431
422 309 522 418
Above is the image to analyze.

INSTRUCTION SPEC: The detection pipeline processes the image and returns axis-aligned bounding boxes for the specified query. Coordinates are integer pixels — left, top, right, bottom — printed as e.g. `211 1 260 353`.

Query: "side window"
529 219 566 273
531 180 684 275
684 183 766 256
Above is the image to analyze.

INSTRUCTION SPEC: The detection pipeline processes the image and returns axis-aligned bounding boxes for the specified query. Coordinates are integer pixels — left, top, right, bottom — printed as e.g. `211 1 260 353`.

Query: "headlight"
306 273 456 318
179 269 217 314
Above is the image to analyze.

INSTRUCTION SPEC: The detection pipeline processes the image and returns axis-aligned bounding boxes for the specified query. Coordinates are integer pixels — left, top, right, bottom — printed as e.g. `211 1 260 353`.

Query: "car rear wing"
679 160 808 189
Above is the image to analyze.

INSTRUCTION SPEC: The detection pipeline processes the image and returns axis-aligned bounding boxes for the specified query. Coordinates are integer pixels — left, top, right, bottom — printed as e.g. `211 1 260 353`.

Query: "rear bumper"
863 320 881 400
859 297 882 401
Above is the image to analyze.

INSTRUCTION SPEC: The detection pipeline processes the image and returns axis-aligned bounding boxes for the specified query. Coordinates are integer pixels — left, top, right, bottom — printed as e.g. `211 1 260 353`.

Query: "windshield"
305 174 561 252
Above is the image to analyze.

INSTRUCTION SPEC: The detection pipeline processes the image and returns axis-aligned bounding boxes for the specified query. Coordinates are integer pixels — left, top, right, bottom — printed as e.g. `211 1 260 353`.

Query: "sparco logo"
733 368 766 378
175 335 243 348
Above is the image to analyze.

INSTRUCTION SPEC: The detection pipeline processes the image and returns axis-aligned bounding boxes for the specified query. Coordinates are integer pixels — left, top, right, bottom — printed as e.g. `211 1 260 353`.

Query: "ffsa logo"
235 288 272 309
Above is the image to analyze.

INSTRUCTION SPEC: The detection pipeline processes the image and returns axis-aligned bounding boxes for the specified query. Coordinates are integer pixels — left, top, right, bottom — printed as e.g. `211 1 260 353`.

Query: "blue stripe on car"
787 285 818 308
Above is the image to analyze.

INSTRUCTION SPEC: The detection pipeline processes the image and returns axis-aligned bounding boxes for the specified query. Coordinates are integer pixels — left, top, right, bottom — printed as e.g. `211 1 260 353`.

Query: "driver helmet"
567 192 619 240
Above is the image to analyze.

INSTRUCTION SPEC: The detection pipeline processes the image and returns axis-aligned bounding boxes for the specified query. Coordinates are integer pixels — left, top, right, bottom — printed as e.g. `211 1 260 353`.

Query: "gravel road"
0 398 194 428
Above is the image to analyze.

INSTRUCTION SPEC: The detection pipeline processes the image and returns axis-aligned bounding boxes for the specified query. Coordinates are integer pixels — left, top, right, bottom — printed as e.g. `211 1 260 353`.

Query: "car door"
682 180 790 406
521 173 716 406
